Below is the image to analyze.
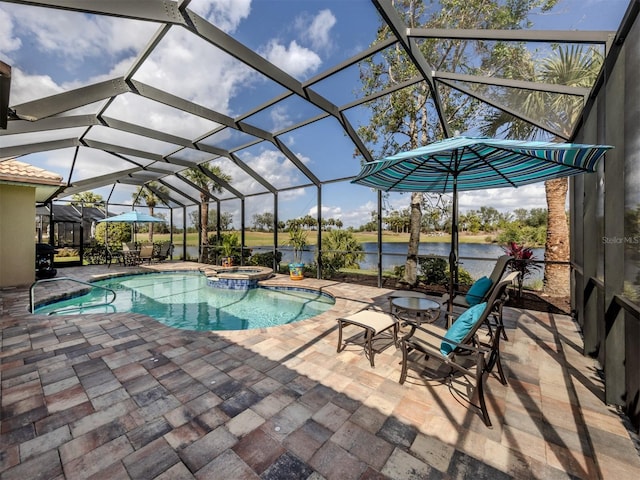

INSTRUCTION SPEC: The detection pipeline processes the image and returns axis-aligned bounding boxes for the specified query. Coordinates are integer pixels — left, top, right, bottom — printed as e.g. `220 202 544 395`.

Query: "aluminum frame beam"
0 137 79 158
11 78 130 121
1 0 187 24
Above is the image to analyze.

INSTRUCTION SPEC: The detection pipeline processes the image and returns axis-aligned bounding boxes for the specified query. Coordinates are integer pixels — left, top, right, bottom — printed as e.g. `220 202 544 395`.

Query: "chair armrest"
401 320 491 356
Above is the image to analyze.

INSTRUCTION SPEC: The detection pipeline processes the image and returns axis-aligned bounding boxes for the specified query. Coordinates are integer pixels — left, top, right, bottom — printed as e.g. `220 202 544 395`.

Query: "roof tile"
0 159 64 186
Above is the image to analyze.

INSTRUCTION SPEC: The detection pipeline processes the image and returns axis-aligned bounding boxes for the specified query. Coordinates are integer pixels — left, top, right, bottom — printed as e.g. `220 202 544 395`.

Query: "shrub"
287 226 308 264
417 256 473 286
249 251 282 268
497 223 546 247
456 266 474 286
417 257 448 285
392 264 405 279
94 222 132 246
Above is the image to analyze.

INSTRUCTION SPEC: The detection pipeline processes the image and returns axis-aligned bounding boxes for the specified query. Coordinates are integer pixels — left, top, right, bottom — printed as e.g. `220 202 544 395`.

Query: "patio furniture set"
116 242 173 266
82 242 173 267
336 257 517 428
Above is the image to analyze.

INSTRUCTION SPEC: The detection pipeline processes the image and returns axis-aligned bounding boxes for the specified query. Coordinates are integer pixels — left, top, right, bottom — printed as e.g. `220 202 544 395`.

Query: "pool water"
34 272 335 331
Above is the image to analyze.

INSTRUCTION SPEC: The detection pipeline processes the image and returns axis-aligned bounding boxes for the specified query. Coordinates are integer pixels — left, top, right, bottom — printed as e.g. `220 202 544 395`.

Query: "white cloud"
309 205 342 219
3 5 154 60
279 188 307 202
10 68 63 105
243 149 307 188
270 105 293 131
458 184 547 212
190 0 252 33
133 27 255 114
303 9 336 50
1 4 157 102
0 8 21 57
341 200 377 228
260 39 322 78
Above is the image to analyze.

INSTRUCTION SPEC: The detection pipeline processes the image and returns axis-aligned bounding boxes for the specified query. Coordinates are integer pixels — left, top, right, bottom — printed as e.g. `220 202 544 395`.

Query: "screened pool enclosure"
2 0 640 430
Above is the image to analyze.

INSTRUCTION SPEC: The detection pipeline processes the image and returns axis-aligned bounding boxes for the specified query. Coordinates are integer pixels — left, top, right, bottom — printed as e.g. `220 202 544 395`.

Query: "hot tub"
202 265 274 290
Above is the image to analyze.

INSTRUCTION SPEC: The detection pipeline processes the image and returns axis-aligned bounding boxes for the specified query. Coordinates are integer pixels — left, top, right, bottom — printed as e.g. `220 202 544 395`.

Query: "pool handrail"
29 276 117 314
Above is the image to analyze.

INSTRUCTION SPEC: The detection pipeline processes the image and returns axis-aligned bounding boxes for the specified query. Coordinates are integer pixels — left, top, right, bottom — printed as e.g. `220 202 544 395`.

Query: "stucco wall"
0 184 36 288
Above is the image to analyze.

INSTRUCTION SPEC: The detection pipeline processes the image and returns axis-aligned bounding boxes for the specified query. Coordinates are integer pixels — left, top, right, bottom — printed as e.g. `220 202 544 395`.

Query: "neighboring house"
36 204 107 246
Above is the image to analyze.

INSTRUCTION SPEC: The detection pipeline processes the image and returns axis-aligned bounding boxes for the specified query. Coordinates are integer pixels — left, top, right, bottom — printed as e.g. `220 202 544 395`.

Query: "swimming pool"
34 272 335 331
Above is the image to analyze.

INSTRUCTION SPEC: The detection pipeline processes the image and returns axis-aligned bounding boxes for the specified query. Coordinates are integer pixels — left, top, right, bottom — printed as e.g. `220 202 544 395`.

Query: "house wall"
0 184 36 287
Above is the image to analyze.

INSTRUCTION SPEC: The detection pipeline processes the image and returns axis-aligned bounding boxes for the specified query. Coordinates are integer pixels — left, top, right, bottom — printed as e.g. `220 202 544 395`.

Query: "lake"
249 242 545 282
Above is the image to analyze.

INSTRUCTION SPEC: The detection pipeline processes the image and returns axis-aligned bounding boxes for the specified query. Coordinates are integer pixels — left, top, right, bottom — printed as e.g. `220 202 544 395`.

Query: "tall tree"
252 212 275 231
184 163 232 262
357 0 557 286
132 182 167 242
480 45 603 295
71 191 103 207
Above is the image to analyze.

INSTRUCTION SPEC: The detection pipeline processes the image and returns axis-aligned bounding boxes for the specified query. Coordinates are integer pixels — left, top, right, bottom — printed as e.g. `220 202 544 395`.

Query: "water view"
244 242 544 282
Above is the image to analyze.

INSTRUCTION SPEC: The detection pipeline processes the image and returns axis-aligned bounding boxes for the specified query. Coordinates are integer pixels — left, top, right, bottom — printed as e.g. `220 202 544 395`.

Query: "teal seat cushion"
440 302 487 356
465 276 492 306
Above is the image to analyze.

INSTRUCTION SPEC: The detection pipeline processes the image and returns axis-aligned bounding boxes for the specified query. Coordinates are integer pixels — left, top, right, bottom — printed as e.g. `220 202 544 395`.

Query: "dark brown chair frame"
337 309 399 367
399 272 518 427
442 255 514 337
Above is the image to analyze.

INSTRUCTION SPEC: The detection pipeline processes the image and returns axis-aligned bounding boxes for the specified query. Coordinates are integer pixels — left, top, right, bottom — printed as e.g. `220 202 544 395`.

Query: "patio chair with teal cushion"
441 255 513 332
398 272 517 427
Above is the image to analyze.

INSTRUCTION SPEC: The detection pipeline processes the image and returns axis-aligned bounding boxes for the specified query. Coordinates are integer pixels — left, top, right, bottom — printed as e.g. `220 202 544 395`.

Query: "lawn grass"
151 231 492 247
53 230 491 263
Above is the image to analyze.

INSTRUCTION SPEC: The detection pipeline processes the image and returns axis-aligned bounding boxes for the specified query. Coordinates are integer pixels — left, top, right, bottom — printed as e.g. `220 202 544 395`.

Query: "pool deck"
1 261 639 479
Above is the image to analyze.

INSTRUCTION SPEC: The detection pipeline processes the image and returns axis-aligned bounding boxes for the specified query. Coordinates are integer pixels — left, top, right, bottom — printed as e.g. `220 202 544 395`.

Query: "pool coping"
199 265 274 281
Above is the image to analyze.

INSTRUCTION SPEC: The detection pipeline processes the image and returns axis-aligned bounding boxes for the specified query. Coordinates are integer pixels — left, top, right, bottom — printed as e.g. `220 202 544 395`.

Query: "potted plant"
502 241 542 297
220 232 239 267
287 226 308 280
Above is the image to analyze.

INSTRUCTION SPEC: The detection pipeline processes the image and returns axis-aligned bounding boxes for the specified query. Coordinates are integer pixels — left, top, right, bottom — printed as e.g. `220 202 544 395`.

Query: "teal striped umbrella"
352 136 612 301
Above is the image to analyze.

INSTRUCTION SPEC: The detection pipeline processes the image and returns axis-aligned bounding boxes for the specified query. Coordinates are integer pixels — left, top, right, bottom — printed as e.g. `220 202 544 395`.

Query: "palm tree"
70 191 103 207
481 45 603 296
183 163 232 262
320 229 365 278
132 182 167 242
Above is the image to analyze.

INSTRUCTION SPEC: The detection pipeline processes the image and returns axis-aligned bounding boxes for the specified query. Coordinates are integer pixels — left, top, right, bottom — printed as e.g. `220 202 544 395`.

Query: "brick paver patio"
1 262 639 479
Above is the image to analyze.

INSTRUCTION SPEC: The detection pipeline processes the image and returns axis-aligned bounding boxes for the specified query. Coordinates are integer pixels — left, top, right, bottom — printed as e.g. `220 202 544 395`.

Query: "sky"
0 0 631 229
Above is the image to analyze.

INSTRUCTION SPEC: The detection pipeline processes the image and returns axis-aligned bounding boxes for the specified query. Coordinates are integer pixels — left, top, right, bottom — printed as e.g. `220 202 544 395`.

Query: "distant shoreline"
152 231 497 247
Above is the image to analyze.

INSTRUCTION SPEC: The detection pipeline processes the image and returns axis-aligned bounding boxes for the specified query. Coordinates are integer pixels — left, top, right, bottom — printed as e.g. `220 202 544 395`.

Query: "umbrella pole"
448 176 459 327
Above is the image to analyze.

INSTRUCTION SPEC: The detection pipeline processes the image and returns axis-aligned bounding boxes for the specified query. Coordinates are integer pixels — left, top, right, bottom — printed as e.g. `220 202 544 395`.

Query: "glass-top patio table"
391 296 441 324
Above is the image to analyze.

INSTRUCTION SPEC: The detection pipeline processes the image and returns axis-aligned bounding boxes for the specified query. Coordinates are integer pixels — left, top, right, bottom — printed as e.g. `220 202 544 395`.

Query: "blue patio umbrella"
351 136 612 301
98 210 165 244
